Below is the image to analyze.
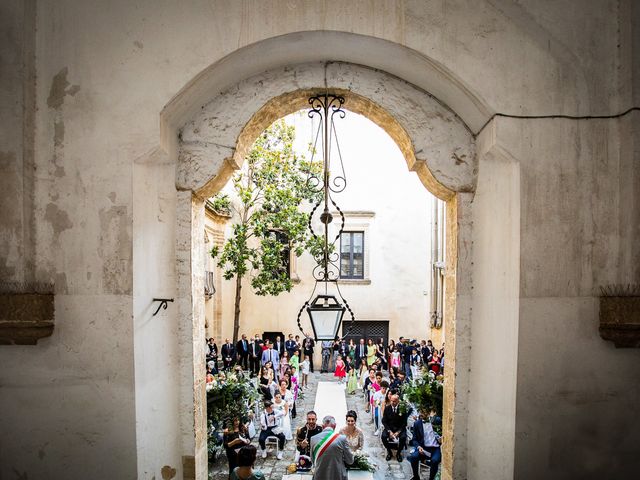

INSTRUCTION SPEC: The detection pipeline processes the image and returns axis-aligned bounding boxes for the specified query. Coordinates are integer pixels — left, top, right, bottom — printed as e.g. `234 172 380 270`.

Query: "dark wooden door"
342 321 389 346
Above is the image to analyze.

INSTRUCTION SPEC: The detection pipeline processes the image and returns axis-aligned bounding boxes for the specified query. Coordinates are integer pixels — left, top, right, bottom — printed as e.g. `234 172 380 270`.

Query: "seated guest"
230 445 265 480
381 394 409 462
338 410 364 451
259 400 285 460
408 409 442 480
295 410 323 459
390 370 407 391
223 418 251 476
258 366 276 400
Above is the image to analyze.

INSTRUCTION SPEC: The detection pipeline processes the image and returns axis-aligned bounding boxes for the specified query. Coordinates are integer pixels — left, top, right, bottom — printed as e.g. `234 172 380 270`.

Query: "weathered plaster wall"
133 151 182 479
0 0 35 284
0 1 638 479
494 114 640 479
467 129 520 479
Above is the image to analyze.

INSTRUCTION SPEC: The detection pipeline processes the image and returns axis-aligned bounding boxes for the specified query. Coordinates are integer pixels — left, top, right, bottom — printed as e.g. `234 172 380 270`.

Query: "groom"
310 415 354 480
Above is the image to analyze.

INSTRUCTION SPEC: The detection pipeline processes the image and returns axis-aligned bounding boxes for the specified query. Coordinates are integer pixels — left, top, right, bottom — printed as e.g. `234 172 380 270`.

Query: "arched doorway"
170 60 478 480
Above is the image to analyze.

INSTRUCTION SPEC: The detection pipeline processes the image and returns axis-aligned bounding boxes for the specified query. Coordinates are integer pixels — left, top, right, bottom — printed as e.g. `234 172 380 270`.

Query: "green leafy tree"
211 120 322 343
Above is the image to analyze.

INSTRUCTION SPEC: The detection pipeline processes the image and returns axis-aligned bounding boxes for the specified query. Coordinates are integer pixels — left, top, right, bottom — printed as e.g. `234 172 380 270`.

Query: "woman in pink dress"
279 351 290 379
334 355 347 383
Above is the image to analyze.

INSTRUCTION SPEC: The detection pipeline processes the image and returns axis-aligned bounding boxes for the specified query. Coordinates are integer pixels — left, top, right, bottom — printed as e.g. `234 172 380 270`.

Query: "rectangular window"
269 230 291 278
340 231 364 279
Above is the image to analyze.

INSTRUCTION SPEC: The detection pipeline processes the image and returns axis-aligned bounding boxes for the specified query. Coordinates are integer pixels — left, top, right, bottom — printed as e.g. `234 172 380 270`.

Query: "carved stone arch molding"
177 62 476 200
172 61 477 480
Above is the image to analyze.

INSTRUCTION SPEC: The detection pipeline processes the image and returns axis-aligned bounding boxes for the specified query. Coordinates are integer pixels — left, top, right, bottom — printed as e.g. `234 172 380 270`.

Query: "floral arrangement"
206 372 260 462
207 372 260 429
348 451 377 472
401 369 444 431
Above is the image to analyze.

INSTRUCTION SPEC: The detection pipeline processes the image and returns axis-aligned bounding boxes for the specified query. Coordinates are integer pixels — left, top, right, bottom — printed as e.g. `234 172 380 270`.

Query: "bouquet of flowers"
348 451 377 472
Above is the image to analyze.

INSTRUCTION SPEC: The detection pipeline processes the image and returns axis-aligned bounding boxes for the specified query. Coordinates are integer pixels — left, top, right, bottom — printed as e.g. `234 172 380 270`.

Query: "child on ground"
300 356 310 389
334 355 346 383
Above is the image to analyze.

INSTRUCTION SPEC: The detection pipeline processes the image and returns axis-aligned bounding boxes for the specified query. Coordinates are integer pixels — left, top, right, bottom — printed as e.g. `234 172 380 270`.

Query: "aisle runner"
313 381 347 431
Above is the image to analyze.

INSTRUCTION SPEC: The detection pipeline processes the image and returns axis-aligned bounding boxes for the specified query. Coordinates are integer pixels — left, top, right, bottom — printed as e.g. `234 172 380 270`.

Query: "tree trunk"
232 274 242 344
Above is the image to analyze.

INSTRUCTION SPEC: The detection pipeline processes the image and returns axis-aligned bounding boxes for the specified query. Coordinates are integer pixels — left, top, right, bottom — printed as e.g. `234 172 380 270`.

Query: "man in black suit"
285 334 297 358
302 335 315 372
381 393 409 462
274 335 285 357
249 334 262 376
354 338 367 366
403 340 414 374
236 334 250 370
221 338 236 370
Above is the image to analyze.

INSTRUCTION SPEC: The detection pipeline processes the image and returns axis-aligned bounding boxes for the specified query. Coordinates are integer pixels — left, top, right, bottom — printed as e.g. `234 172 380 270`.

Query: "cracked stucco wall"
0 1 638 480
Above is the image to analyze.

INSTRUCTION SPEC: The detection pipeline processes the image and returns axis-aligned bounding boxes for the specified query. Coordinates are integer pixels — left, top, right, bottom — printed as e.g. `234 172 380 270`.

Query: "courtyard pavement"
208 371 426 480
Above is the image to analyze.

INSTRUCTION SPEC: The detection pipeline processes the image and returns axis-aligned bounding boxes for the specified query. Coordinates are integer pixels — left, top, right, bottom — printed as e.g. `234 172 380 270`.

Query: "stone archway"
172 61 477 480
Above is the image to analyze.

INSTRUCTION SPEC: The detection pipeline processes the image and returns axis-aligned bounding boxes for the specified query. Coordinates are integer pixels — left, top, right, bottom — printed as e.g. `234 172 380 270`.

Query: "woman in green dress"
366 338 377 366
346 357 358 394
289 349 300 376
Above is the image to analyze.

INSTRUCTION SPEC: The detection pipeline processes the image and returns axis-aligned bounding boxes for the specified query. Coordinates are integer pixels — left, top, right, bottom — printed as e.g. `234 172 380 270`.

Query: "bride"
272 391 293 441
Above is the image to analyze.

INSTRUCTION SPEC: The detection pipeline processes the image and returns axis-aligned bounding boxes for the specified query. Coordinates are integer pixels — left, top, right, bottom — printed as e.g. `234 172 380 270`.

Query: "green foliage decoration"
210 119 322 342
402 371 444 425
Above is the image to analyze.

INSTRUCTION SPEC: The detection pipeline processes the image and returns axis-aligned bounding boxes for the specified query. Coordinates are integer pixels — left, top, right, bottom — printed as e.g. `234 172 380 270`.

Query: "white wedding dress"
273 398 293 440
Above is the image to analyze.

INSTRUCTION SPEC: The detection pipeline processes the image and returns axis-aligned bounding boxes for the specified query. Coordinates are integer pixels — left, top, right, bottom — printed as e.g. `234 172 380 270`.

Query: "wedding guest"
320 340 332 373
261 342 280 379
339 410 364 451
236 334 250 370
366 339 377 366
355 339 367 366
428 351 442 375
274 336 285 357
381 394 409 462
372 380 390 435
221 338 236 370
249 335 262 376
363 369 377 413
259 366 276 400
408 409 442 480
259 401 285 460
347 339 356 363
376 337 388 370
289 350 300 376
230 445 265 480
295 411 323 459
279 351 290 379
331 337 342 371
285 334 297 358
302 335 315 372
346 357 358 394
357 358 368 389
300 355 310 389
223 418 251 476
273 391 292 441
334 355 346 383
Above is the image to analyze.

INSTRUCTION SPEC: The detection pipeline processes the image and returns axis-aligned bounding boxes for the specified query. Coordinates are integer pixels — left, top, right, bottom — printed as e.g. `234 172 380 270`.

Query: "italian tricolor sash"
312 430 340 463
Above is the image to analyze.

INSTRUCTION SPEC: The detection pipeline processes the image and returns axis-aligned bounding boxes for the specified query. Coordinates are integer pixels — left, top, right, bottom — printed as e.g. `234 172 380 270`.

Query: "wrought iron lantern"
296 93 355 341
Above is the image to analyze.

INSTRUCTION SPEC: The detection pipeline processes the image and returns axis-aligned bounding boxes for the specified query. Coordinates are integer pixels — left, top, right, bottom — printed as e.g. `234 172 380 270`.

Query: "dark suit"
302 337 315 372
236 338 250 370
274 340 285 357
408 417 442 480
285 339 297 358
249 340 262 375
355 343 367 366
381 404 408 454
221 342 236 370
402 344 413 372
